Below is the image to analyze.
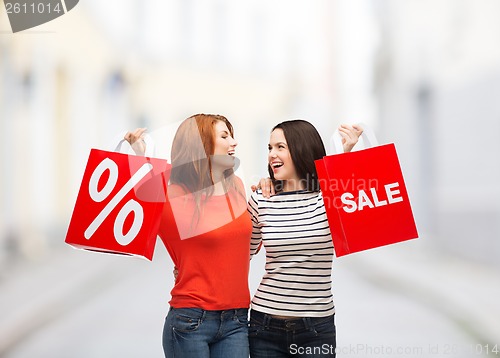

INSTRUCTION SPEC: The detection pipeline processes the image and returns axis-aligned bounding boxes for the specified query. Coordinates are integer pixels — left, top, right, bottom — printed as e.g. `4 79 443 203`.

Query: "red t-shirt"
158 180 252 310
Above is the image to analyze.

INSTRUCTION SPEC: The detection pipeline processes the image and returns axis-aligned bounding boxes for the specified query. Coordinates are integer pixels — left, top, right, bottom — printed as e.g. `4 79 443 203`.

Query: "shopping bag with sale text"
315 126 418 257
65 143 171 261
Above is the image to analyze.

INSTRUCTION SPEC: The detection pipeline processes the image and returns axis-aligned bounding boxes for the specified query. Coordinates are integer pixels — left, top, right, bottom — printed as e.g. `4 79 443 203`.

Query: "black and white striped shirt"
248 189 335 317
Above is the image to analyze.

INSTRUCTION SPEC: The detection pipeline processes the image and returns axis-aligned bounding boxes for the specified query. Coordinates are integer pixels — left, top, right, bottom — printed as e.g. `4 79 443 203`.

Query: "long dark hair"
268 119 326 193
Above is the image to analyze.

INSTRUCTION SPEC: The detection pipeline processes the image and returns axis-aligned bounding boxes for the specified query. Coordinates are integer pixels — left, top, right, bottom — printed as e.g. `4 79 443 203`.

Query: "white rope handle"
330 123 379 154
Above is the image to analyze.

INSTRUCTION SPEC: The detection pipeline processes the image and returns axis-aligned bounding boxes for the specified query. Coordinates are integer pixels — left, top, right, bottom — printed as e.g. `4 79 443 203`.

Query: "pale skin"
210 121 238 195
253 124 363 198
124 128 147 156
124 122 238 196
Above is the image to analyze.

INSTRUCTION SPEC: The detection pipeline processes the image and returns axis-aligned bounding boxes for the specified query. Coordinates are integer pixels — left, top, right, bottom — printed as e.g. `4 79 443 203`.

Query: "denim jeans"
249 309 336 358
162 307 249 358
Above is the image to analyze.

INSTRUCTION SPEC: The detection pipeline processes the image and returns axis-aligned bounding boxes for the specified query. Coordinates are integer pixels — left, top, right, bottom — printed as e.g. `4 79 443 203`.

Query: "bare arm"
124 128 147 156
338 124 363 153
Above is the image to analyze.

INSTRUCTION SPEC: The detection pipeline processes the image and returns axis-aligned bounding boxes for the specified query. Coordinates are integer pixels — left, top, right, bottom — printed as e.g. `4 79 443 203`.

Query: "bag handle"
330 123 379 154
114 132 156 157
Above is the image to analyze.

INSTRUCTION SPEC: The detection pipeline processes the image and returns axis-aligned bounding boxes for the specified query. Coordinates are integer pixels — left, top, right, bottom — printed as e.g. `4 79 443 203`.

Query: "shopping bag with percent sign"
65 148 171 260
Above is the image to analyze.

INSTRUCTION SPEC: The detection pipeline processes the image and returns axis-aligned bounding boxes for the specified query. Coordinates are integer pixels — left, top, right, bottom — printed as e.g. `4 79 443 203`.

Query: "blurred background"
1 0 500 357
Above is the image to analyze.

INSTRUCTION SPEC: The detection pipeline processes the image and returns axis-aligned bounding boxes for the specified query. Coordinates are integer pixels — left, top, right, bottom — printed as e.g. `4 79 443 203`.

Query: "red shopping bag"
65 148 171 260
315 142 418 257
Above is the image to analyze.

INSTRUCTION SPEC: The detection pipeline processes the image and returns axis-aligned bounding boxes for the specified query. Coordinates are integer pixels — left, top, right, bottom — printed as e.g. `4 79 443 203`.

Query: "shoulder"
274 190 321 200
231 175 245 189
229 175 248 198
167 183 189 198
249 189 262 201
308 190 324 205
275 190 324 208
248 189 263 208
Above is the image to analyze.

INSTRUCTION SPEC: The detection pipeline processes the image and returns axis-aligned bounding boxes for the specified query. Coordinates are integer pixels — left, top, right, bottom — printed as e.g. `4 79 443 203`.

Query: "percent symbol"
84 158 153 246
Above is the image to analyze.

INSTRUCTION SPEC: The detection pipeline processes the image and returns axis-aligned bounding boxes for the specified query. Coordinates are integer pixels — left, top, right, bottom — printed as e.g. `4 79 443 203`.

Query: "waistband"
169 307 248 320
250 309 334 331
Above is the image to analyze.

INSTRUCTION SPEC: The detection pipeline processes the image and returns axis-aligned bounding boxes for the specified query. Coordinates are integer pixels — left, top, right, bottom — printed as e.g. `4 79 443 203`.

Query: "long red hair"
169 114 242 215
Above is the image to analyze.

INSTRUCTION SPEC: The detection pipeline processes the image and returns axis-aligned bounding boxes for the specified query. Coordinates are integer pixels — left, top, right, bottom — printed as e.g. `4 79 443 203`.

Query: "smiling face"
211 120 238 170
268 128 301 188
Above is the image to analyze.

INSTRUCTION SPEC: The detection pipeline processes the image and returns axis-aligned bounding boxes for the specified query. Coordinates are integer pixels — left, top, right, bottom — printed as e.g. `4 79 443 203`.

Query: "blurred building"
5 0 499 269
372 0 500 267
2 2 500 356
1 0 348 265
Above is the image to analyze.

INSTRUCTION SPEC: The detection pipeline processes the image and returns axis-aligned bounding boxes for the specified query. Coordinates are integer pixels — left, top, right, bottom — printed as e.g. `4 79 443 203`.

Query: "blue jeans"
163 307 249 358
249 310 336 358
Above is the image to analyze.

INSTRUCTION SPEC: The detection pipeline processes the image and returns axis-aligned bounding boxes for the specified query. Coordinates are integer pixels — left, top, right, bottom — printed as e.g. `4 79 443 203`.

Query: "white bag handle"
114 131 156 157
330 123 379 154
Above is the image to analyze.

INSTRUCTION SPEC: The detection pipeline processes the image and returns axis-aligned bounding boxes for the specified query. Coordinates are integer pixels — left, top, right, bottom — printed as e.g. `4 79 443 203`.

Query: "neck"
211 169 227 195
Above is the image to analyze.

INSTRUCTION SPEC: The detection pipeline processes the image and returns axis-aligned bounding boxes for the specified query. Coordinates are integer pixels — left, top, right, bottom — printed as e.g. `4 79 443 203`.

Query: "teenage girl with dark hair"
248 120 362 358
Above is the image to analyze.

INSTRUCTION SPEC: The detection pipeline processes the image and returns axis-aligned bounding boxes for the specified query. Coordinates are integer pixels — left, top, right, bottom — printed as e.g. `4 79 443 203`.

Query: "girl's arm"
248 191 263 257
